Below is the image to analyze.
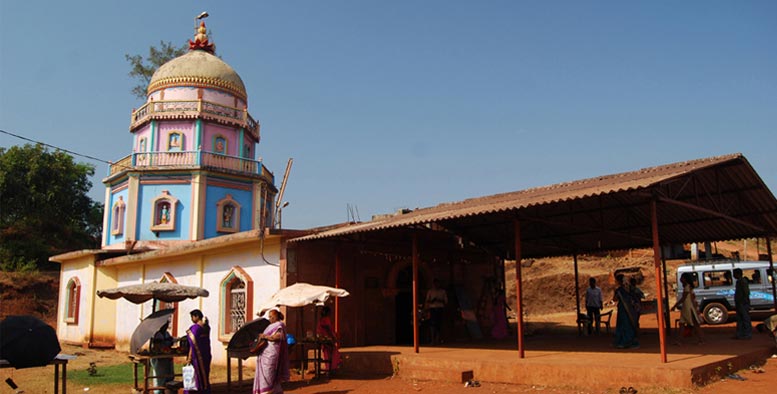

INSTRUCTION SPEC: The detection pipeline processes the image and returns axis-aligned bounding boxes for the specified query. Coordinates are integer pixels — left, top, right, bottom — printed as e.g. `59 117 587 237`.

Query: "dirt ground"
1 341 775 394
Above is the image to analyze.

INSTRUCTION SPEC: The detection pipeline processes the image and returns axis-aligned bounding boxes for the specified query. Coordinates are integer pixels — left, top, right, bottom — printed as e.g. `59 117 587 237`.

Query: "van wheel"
702 302 728 325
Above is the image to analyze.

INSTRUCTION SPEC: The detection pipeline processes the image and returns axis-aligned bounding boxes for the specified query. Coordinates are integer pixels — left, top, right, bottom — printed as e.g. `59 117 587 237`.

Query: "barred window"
228 279 246 334
219 267 253 340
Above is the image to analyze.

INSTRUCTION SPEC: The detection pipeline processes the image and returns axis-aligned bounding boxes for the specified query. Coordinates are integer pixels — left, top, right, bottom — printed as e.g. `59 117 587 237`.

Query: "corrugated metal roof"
292 153 777 258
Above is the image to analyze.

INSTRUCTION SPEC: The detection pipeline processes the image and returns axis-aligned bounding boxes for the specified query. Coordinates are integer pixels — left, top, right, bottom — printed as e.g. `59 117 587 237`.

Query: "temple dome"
147 49 247 100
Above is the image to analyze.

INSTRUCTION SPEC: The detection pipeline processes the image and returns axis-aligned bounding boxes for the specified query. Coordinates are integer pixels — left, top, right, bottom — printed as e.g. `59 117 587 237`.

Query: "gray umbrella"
129 308 175 355
97 282 209 304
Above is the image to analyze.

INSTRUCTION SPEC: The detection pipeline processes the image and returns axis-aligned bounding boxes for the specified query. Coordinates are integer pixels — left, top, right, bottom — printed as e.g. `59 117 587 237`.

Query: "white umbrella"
97 282 209 304
257 282 349 316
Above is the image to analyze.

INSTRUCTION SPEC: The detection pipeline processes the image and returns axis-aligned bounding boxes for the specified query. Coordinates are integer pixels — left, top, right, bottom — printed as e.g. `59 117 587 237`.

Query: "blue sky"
1 1 776 229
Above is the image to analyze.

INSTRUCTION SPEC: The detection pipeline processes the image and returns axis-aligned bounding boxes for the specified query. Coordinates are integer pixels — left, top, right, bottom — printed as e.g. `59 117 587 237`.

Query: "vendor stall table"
128 353 184 394
226 347 253 391
299 337 333 379
0 355 69 394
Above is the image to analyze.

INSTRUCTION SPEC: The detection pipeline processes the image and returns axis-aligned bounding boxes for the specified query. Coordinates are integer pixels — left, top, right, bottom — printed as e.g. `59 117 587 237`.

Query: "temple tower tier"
102 21 277 249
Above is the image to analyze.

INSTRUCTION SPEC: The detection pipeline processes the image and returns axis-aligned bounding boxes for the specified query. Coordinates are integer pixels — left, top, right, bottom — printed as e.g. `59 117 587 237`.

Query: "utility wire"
0 128 270 189
1 128 193 185
2 128 279 231
1 128 112 165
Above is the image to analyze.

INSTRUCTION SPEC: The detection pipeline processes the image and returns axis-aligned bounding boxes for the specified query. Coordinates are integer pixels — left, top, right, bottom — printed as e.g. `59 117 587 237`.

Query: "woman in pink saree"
254 308 290 394
185 309 211 394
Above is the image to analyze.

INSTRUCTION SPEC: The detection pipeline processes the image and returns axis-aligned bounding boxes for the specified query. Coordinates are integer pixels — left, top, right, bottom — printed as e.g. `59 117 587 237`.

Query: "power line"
2 128 280 231
1 128 112 165
0 128 271 192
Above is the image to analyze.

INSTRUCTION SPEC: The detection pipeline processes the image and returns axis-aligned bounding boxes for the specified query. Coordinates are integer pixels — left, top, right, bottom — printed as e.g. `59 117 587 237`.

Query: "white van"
675 260 775 324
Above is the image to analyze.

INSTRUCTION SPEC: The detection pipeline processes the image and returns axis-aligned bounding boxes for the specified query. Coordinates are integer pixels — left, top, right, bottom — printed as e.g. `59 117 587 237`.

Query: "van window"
686 272 699 288
703 270 732 287
746 269 761 284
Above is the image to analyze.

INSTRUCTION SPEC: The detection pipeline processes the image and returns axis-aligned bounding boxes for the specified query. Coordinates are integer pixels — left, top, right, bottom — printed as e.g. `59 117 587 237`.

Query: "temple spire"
189 20 215 53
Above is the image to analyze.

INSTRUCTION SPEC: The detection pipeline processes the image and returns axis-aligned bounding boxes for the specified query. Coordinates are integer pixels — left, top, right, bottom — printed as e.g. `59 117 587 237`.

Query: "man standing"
733 268 752 340
424 279 448 345
585 277 603 335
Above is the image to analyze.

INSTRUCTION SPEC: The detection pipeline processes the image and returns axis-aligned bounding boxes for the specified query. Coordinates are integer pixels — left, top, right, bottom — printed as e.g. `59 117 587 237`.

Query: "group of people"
251 306 343 393
147 269 760 392
672 267 754 345
148 309 211 394
150 305 341 394
672 272 705 345
588 266 756 350
584 275 646 348
618 276 645 348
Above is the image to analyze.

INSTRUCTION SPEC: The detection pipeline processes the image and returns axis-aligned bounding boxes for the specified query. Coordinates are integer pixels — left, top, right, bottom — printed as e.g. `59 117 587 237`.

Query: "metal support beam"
514 219 525 358
412 233 420 354
650 199 668 363
335 248 341 336
767 238 776 312
661 252 671 334
656 196 765 233
523 215 654 245
573 254 582 336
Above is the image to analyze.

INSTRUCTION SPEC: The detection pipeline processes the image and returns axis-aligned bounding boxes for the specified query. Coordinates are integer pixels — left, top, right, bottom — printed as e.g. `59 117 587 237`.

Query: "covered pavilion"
288 153 777 363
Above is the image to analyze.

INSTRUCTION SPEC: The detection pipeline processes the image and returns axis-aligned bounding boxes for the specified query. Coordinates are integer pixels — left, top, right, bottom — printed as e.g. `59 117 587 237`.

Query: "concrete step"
397 365 474 383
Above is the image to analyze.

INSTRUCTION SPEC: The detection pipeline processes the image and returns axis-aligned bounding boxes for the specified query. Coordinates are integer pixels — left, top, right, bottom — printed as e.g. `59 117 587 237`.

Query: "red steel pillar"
766 238 776 312
413 233 420 353
335 248 341 336
514 219 525 358
651 199 668 363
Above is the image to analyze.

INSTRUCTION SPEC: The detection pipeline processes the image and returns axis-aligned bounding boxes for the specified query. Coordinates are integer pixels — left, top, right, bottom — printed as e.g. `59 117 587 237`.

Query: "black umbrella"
227 318 270 353
0 315 61 369
129 309 176 355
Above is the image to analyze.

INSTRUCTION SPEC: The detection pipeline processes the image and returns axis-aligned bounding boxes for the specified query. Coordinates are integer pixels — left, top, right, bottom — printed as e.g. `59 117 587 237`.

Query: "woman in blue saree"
185 309 211 394
254 307 290 394
612 274 639 349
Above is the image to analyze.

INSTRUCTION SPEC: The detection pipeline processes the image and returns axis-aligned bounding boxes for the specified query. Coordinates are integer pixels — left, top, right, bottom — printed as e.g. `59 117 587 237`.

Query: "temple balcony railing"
108 151 274 182
130 100 260 140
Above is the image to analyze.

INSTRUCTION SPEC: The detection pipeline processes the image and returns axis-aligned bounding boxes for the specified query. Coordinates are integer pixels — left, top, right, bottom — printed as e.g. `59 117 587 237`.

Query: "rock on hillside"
0 271 59 327
505 253 655 316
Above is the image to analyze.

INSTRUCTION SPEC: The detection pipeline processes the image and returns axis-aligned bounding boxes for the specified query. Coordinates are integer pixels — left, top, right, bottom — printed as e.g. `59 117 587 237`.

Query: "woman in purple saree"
254 308 290 394
185 309 212 394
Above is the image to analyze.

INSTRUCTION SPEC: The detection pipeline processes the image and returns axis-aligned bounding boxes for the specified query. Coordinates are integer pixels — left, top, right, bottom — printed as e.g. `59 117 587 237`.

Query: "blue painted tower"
102 21 276 249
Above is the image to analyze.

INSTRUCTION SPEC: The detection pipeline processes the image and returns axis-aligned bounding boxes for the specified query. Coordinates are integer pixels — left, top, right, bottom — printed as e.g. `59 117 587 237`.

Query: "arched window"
167 132 183 152
227 279 245 331
219 267 253 339
150 190 178 232
155 273 179 336
216 194 241 233
64 277 81 324
111 196 125 235
137 137 148 163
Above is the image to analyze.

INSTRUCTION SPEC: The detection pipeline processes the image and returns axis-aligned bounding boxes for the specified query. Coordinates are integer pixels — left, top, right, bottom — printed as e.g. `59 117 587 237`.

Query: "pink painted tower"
102 20 277 249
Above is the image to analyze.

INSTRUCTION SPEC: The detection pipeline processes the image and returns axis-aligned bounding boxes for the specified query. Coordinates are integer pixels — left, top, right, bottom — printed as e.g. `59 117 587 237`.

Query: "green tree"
126 41 187 99
0 144 103 271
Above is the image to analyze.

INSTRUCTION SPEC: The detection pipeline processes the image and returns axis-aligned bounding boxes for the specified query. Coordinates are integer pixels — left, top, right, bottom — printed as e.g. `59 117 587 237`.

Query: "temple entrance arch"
387 259 433 344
